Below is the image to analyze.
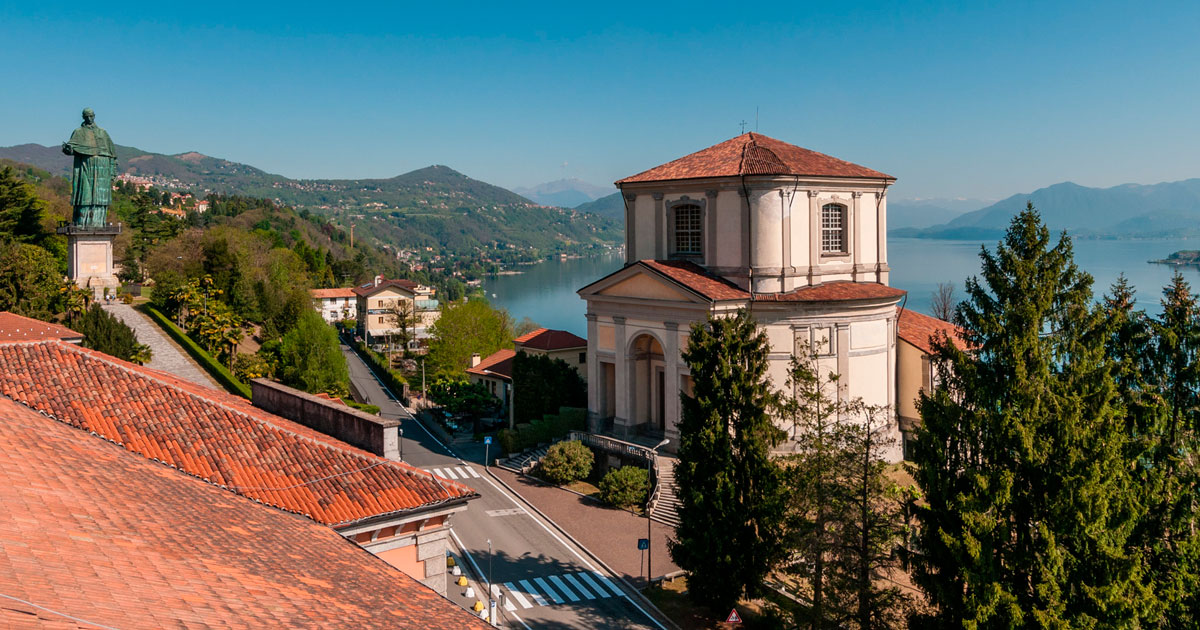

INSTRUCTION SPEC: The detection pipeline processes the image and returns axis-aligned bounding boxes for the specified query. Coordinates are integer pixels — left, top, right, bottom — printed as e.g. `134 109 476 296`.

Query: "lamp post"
488 538 497 627
646 438 670 588
399 427 404 462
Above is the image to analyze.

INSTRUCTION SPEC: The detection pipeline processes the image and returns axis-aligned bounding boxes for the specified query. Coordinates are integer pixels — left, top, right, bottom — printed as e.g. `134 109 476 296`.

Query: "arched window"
673 203 703 257
821 203 847 254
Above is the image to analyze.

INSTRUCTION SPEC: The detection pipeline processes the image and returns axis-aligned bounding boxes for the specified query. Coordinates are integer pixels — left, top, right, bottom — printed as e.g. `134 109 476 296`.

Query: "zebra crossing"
499 570 625 610
425 465 482 480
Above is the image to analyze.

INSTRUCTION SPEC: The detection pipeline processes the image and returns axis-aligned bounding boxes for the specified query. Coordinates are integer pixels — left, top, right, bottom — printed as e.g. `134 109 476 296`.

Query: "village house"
578 133 908 459
513 327 588 380
311 286 358 323
355 275 440 351
895 307 964 458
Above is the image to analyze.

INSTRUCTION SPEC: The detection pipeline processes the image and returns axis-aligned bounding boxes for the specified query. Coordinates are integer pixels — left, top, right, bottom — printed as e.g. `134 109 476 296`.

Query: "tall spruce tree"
911 204 1148 629
671 309 787 612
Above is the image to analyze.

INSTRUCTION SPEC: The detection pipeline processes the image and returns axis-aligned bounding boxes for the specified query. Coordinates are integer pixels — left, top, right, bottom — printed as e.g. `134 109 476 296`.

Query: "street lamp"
646 438 670 589
399 427 404 462
487 538 497 627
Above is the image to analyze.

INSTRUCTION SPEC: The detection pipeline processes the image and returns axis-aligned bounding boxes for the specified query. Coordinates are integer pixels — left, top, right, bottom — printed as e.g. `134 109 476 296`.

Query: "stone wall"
251 379 400 459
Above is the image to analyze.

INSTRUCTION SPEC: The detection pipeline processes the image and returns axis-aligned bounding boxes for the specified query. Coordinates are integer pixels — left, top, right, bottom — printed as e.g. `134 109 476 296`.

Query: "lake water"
482 238 1200 338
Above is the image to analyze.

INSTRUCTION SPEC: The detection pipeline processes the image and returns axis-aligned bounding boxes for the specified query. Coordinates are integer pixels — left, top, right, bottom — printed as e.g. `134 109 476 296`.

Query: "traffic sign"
637 538 650 550
484 436 492 445
725 608 742 623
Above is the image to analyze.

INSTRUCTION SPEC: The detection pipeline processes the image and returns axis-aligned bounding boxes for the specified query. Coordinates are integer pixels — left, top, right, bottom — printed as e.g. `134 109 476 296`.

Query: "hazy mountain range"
894 179 1200 239
513 178 613 207
0 143 621 256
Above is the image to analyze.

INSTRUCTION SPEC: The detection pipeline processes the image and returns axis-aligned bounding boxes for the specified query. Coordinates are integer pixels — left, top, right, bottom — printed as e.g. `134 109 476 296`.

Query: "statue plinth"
57 222 122 298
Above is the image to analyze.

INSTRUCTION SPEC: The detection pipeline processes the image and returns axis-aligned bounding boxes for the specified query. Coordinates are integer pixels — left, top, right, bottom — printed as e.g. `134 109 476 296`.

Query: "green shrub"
345 400 381 415
539 440 593 485
497 429 518 456
599 466 649 509
141 304 251 398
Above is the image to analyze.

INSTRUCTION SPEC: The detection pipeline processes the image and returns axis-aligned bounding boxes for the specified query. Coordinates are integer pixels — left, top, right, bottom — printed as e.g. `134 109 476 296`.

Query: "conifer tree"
911 204 1148 629
671 309 787 612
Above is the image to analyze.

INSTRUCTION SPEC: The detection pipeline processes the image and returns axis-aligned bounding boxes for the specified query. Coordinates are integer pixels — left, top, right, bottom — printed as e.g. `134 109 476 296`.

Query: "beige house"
513 328 588 381
579 133 906 459
354 276 440 350
895 307 963 458
466 349 514 411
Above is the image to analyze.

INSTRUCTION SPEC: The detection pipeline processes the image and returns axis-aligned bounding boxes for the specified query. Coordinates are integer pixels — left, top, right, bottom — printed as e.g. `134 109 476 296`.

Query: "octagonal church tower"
578 133 905 458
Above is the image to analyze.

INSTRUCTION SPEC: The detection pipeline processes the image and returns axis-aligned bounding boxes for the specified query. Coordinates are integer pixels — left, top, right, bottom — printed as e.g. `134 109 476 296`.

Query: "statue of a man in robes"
61 108 118 228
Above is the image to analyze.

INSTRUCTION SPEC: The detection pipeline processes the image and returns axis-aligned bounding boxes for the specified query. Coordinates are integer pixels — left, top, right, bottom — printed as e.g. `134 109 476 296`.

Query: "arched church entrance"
629 333 666 436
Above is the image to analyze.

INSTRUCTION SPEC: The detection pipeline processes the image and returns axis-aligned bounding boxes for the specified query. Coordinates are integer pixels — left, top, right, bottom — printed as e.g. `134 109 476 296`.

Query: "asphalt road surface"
342 344 668 630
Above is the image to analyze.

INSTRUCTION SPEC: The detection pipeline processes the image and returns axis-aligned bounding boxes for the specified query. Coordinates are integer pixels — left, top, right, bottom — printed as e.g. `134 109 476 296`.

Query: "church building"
578 133 906 459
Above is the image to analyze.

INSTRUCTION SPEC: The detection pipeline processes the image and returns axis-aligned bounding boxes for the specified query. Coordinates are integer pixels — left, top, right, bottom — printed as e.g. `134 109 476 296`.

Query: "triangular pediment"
579 263 714 304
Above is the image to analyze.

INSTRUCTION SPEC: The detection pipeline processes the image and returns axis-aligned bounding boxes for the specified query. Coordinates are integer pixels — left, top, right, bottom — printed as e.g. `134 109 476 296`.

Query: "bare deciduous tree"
931 282 956 321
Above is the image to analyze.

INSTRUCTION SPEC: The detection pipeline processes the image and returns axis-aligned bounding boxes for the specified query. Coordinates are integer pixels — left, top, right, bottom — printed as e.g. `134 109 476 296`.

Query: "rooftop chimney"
470 353 481 368
374 274 384 287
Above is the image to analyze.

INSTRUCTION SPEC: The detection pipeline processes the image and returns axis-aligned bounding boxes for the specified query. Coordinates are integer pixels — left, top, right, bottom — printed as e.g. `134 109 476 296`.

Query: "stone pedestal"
57 224 122 299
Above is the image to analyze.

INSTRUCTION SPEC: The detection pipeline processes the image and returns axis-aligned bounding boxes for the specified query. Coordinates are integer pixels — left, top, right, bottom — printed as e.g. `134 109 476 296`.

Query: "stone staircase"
649 456 681 529
498 445 551 474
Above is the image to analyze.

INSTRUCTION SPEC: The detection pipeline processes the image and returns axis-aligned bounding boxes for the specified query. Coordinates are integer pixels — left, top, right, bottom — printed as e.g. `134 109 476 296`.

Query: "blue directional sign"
484 436 492 445
637 538 650 550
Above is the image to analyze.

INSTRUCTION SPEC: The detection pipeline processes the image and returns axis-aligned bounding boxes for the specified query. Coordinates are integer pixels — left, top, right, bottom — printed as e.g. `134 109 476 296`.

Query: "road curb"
485 467 683 630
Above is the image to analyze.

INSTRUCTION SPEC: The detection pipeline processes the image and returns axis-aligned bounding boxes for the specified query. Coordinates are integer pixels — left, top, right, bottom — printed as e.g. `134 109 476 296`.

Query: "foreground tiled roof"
0 396 491 630
617 133 894 184
755 281 907 303
897 307 965 354
515 327 587 351
0 341 476 528
353 278 419 297
310 287 356 299
467 348 516 381
0 311 83 342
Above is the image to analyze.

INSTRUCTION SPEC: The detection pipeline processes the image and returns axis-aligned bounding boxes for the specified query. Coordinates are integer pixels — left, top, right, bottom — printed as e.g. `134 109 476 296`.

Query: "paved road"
103 303 221 389
341 343 667 630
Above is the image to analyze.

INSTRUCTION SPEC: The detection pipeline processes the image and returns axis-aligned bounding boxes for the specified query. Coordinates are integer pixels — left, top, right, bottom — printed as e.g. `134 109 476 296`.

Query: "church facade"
579 133 906 459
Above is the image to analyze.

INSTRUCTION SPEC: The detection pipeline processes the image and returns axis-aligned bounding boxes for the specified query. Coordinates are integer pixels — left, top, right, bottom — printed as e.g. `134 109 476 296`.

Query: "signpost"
725 609 742 624
484 435 492 468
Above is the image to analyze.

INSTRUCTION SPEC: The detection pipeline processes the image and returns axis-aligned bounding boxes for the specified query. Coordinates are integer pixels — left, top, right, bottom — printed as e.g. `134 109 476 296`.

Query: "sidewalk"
491 468 680 587
102 303 221 390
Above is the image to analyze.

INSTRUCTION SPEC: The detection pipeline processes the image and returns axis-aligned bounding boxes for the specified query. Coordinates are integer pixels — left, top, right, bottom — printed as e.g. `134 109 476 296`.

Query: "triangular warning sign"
725 608 742 623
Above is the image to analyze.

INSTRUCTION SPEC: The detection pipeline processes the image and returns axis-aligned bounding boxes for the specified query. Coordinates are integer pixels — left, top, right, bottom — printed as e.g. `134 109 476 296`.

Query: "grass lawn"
644 577 787 629
562 479 601 499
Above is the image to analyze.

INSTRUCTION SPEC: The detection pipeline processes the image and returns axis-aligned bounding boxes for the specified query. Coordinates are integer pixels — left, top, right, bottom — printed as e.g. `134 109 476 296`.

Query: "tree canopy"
426 299 515 377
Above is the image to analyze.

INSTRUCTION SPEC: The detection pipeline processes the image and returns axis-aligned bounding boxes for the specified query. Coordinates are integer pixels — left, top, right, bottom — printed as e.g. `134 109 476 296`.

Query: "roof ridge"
22 340 465 501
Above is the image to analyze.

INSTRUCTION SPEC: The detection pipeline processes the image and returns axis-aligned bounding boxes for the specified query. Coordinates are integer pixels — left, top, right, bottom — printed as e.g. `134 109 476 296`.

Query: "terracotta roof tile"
897 307 966 354
0 395 491 629
310 287 356 299
466 348 515 380
0 341 476 528
514 328 587 350
755 281 907 303
0 312 83 342
617 133 894 184
639 260 751 301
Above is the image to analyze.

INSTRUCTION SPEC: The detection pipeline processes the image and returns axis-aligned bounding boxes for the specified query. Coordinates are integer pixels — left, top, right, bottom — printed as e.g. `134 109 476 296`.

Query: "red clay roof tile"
0 312 83 342
0 341 476 528
514 328 587 350
466 348 515 380
0 395 491 629
352 278 419 297
897 307 966 354
755 281 907 303
616 133 894 184
638 260 751 301
310 287 356 299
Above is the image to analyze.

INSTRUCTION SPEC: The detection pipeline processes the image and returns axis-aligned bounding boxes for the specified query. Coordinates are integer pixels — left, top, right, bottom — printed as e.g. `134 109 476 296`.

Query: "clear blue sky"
2 1 1198 200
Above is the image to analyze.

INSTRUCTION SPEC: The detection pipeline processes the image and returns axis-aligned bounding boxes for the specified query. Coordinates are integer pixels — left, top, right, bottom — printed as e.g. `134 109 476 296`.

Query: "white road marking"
485 508 526 517
533 576 564 604
575 571 607 598
563 572 596 599
443 467 459 479
548 574 580 602
504 583 532 609
591 571 626 598
464 466 482 478
517 580 548 606
473 473 668 630
431 468 447 479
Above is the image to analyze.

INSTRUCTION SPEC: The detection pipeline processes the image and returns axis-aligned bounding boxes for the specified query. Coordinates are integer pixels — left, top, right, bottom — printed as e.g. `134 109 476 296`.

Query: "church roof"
616 133 894 184
0 395 491 630
0 340 476 528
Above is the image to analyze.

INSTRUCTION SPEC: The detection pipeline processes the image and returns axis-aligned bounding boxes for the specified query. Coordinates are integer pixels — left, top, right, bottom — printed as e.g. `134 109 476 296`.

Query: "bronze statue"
62 108 118 228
